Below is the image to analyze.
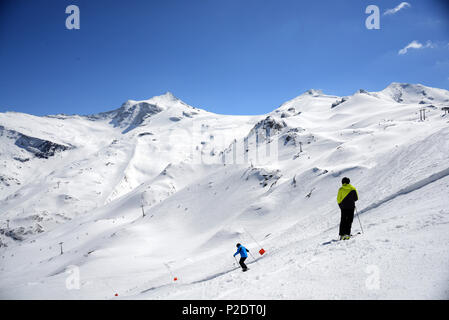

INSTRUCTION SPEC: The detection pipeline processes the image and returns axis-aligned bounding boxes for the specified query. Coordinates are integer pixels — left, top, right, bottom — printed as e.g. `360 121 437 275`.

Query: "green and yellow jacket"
337 184 358 209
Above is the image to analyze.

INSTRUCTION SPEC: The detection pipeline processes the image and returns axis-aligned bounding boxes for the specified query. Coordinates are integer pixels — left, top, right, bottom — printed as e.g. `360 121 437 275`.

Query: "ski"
321 232 362 245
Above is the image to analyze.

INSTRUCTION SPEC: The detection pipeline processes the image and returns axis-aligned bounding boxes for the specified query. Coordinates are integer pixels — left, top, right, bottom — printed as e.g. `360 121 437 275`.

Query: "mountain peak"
147 91 179 104
380 82 449 104
385 82 423 90
162 91 176 99
111 101 163 133
302 89 323 97
89 91 200 133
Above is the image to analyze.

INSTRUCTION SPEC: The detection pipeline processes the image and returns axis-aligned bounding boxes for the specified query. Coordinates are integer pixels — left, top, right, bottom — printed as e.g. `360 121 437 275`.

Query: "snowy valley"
0 83 449 299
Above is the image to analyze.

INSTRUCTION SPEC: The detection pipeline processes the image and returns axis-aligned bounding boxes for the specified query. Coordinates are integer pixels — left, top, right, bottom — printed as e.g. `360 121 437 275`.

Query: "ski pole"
234 256 245 270
248 250 260 265
243 227 263 248
355 206 364 234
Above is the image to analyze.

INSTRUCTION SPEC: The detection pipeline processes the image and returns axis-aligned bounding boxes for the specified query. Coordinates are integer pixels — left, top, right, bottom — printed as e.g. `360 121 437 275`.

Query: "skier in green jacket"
337 177 359 240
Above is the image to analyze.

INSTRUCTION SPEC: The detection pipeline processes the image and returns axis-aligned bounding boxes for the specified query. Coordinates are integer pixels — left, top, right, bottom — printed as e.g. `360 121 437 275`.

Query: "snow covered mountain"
1 83 449 299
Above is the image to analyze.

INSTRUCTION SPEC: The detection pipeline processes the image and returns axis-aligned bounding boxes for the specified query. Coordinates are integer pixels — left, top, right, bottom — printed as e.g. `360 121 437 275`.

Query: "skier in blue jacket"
234 243 249 271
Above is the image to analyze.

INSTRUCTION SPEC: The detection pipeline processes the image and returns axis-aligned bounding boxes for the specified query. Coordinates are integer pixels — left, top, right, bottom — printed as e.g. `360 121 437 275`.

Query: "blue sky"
0 0 448 116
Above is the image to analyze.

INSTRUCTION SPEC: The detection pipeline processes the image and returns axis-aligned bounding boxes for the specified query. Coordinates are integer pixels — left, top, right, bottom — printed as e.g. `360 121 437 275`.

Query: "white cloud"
398 40 434 55
384 2 411 16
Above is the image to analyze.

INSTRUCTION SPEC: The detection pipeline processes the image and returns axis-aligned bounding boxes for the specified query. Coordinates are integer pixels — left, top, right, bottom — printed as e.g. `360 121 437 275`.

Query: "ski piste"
321 232 362 246
2 82 449 299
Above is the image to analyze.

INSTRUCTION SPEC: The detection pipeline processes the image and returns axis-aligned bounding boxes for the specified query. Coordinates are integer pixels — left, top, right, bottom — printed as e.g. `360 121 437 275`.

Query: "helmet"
236 243 241 248
342 177 350 185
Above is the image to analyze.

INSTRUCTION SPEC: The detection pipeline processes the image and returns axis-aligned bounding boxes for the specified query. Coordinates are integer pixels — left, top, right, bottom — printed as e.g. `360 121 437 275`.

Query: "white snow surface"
1 84 449 299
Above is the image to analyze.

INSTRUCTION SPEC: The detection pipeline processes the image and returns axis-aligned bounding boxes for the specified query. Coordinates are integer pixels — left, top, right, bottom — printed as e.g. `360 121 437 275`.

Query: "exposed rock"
182 111 198 118
331 97 349 109
244 167 282 188
250 116 287 139
138 132 154 137
0 125 72 159
0 175 21 187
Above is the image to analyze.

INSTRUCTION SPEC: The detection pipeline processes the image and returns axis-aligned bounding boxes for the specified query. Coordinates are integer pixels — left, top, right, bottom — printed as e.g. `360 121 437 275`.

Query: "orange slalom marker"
259 248 266 255
174 277 178 281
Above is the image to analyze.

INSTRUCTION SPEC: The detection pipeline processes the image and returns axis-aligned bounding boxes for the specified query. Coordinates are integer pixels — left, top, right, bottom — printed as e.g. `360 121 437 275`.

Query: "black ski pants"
339 206 354 236
239 257 248 270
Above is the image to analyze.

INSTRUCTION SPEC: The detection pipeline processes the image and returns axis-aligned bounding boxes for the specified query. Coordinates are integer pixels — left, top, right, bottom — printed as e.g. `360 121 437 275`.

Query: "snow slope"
0 84 448 299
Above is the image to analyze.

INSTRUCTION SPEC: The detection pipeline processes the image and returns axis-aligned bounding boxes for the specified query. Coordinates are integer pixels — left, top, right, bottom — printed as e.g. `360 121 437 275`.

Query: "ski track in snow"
359 166 449 215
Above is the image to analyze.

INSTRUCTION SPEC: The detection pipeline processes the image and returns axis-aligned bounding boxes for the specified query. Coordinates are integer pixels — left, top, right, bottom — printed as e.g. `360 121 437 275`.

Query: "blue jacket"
234 245 249 258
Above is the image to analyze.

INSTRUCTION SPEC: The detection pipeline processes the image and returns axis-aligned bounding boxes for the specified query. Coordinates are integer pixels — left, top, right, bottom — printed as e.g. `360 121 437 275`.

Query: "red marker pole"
164 262 179 284
244 228 266 256
248 250 260 265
